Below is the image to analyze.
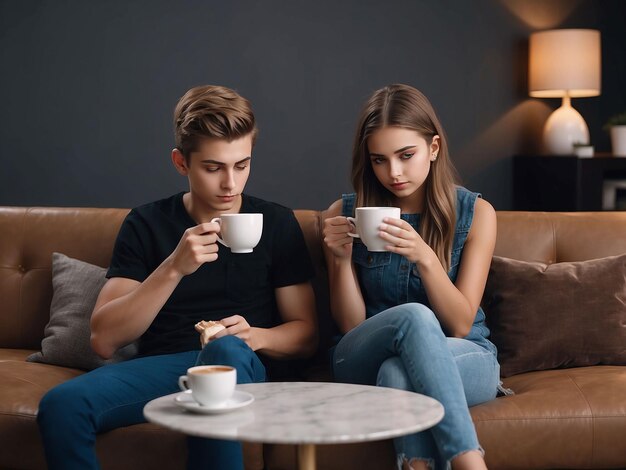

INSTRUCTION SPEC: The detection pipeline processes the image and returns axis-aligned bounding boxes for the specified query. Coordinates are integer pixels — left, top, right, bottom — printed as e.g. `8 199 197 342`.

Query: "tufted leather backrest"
0 207 129 349
494 211 626 263
1 207 625 350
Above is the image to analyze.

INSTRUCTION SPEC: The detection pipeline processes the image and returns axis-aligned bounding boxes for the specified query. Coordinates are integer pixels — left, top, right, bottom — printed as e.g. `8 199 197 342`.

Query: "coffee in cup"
347 207 401 252
210 213 263 254
178 365 236 406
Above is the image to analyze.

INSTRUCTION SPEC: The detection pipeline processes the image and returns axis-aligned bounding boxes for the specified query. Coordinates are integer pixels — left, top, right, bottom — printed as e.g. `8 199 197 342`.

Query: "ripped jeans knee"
397 454 436 470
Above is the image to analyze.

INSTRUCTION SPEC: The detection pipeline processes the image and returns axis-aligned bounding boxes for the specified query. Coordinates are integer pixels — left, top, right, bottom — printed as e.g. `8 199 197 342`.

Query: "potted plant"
604 112 626 157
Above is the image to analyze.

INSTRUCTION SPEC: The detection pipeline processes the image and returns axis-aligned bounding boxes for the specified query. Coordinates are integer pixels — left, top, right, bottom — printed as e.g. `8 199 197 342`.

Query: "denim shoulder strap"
455 186 481 233
341 193 356 218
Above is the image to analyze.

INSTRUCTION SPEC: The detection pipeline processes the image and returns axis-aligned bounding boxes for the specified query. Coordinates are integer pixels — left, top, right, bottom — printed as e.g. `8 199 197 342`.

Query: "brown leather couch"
1 207 625 470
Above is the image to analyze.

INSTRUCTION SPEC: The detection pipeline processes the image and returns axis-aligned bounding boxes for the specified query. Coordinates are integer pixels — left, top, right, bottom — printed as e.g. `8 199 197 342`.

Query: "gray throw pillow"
27 252 137 370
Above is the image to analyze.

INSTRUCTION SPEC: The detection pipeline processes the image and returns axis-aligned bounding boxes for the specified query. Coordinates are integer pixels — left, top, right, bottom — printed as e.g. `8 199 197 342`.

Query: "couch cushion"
0 360 84 416
471 366 626 469
0 357 262 470
26 253 137 371
0 348 36 362
0 358 85 469
0 358 188 470
0 207 130 350
483 254 626 377
493 211 626 263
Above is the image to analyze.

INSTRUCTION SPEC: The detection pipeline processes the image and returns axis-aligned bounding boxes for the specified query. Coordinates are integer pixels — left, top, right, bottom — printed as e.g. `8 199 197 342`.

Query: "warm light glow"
529 29 601 98
499 0 581 29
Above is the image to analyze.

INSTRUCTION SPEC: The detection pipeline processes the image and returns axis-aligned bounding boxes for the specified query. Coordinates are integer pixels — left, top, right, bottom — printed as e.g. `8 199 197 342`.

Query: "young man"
37 85 318 469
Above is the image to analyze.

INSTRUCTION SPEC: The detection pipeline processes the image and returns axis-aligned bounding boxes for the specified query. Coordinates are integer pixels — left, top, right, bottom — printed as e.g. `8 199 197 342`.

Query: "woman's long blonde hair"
351 84 459 271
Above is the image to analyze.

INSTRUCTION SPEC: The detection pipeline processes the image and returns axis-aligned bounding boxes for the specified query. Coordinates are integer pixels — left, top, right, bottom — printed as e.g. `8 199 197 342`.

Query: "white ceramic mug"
347 207 401 252
178 365 237 407
210 213 263 253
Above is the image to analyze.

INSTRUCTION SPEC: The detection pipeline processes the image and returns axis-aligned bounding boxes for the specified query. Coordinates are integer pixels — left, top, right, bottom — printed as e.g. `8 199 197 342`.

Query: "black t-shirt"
107 192 315 358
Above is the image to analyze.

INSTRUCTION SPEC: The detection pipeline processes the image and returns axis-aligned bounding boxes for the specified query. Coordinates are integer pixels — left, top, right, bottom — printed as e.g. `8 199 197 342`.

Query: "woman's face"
367 126 440 208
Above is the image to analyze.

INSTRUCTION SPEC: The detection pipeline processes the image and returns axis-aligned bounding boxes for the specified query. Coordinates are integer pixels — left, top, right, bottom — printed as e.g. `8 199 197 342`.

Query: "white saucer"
174 390 254 414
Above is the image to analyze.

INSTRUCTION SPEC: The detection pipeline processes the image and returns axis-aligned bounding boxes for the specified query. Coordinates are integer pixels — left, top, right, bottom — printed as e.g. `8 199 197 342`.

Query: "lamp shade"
529 29 601 98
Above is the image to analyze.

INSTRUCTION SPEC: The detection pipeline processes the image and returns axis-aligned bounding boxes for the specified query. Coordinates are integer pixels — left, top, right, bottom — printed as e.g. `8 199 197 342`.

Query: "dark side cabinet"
513 155 626 211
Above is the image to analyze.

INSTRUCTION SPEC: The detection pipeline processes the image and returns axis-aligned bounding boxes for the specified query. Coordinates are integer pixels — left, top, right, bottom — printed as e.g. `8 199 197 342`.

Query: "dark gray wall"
1 0 625 210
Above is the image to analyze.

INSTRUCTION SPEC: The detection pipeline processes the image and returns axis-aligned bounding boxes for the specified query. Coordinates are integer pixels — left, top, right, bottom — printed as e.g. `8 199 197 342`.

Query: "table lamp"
529 29 601 155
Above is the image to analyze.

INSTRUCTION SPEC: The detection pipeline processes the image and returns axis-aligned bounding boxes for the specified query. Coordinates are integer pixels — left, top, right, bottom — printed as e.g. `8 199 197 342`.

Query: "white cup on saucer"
178 365 236 407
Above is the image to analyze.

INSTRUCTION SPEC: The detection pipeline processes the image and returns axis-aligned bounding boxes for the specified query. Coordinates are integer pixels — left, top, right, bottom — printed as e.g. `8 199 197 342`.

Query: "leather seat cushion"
471 366 626 469
0 356 189 470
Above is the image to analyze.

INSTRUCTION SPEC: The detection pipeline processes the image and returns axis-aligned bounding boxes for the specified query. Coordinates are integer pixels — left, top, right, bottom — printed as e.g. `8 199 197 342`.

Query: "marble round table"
144 381 444 470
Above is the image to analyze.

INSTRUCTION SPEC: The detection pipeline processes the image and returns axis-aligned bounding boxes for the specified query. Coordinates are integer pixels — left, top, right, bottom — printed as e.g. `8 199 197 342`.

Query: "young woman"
322 84 500 470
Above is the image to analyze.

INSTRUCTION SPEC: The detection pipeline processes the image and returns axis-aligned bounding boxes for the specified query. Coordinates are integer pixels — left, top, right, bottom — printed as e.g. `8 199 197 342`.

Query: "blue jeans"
37 336 266 470
332 303 499 470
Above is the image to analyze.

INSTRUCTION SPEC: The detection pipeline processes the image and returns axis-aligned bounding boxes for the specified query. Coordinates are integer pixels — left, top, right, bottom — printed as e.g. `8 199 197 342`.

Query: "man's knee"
204 335 249 355
38 387 58 425
197 336 252 365
38 381 86 427
197 336 265 384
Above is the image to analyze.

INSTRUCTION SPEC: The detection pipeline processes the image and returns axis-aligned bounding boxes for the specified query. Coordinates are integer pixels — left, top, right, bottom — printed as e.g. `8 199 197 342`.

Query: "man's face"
182 134 253 214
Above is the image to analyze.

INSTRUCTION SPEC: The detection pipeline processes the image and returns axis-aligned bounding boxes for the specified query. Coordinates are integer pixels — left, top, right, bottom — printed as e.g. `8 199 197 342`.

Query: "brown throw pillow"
483 254 626 377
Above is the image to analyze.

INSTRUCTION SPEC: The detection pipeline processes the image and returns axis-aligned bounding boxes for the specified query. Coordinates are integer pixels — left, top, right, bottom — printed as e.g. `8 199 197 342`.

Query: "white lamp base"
543 95 589 155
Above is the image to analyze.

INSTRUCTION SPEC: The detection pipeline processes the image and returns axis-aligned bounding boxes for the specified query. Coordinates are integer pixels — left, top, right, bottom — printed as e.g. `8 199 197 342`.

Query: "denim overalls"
332 187 500 469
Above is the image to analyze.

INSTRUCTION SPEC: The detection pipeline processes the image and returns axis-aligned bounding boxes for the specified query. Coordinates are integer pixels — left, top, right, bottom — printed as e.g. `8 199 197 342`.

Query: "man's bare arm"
91 222 220 359
212 282 318 359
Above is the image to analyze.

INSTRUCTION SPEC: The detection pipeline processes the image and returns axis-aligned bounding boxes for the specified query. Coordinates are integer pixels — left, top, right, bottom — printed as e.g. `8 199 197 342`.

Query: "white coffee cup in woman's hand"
347 207 401 252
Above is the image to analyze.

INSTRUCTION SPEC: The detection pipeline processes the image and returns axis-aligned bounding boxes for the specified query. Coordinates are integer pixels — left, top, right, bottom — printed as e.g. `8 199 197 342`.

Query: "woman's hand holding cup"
323 216 355 259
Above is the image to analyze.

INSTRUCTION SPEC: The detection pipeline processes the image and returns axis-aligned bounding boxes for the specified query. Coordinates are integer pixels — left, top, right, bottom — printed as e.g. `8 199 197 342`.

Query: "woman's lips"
390 182 408 189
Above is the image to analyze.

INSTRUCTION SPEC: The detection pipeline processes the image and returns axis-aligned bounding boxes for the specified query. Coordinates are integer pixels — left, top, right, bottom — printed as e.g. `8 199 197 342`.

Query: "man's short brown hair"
174 85 258 159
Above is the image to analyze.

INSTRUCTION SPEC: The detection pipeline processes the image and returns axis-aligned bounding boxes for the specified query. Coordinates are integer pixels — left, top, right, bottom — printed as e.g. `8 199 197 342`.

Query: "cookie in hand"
195 320 226 346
